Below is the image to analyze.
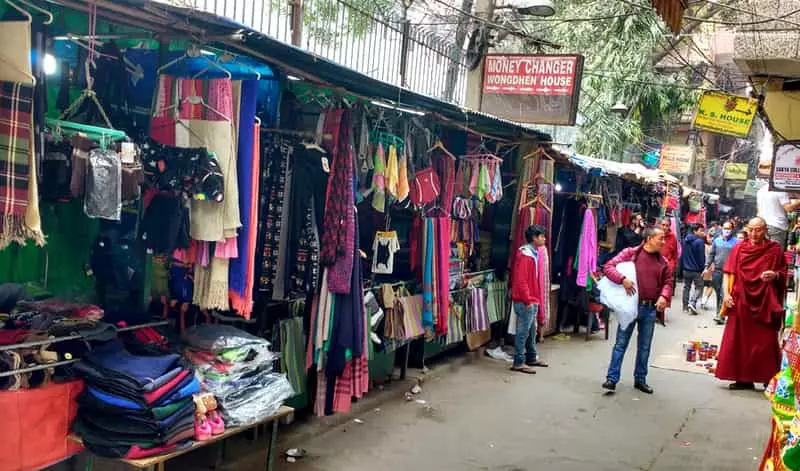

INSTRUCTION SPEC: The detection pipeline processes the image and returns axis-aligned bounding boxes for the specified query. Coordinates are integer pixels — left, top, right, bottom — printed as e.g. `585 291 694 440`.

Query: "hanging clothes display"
256 138 291 298
575 208 597 288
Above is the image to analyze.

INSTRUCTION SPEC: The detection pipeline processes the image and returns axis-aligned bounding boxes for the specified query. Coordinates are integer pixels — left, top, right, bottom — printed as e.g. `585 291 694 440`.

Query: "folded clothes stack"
183 325 294 426
72 340 200 459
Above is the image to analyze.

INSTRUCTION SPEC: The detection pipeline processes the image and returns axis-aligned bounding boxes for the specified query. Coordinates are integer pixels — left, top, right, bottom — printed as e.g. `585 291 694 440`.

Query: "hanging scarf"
435 216 450 335
385 144 399 199
371 144 386 213
576 208 597 288
397 148 410 202
229 80 259 318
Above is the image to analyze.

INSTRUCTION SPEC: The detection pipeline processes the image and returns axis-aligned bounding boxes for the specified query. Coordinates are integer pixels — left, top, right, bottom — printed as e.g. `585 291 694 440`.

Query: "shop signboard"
481 54 584 126
658 144 694 175
744 179 758 197
693 91 758 138
771 142 800 191
724 162 748 181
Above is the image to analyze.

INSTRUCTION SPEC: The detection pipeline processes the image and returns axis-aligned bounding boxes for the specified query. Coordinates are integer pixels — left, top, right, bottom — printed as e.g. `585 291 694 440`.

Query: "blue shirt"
707 235 739 272
681 233 707 272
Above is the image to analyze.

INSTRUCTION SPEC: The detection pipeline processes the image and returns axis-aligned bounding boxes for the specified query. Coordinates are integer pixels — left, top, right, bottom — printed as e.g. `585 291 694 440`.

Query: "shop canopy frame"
47 0 552 144
567 152 681 186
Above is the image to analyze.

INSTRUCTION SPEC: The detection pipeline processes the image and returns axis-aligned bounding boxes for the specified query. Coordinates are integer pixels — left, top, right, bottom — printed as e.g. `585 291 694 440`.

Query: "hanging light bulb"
555 183 563 192
43 53 57 76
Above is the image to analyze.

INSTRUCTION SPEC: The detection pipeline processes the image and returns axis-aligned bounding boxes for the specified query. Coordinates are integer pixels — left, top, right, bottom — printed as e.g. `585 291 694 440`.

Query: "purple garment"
576 208 597 288
326 110 356 294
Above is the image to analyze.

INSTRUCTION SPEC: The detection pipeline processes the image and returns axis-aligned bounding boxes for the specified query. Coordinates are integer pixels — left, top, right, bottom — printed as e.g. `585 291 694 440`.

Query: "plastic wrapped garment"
84 149 122 220
182 324 271 352
218 371 294 426
597 261 638 330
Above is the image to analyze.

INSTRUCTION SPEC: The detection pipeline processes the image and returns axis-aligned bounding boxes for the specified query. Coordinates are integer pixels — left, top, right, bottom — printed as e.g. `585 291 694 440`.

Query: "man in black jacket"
682 223 706 315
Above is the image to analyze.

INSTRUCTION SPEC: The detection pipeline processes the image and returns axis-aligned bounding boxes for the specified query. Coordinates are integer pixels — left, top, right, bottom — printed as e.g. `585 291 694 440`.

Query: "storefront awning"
568 153 680 185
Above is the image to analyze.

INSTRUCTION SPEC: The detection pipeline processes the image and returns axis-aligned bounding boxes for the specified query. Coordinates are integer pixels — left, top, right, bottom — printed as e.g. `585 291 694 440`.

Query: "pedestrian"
509 225 549 374
616 212 644 253
716 217 785 391
601 227 674 394
681 223 706 315
705 221 740 324
757 183 800 249
659 218 679 278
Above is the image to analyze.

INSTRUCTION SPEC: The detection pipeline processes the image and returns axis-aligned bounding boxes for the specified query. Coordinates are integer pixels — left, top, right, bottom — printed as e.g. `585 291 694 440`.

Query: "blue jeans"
513 302 539 367
606 305 657 384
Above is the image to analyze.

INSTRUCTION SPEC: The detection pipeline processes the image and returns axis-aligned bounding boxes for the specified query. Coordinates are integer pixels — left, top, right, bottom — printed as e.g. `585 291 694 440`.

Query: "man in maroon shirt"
601 227 674 394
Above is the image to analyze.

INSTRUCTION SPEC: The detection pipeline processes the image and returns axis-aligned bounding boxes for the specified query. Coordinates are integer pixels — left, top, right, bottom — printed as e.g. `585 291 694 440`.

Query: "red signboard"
483 55 579 96
480 54 584 126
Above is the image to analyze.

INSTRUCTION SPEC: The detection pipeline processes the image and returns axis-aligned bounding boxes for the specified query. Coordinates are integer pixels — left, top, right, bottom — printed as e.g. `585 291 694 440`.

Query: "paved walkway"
259 297 769 471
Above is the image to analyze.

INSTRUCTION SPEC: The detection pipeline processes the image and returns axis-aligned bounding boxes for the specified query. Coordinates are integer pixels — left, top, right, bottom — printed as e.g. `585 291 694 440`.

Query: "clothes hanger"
3 0 32 21
154 95 231 122
156 44 232 80
426 139 456 160
4 0 52 24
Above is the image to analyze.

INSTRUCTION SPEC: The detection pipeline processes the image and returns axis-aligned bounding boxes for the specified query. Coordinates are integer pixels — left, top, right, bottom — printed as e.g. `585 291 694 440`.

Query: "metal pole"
290 0 304 47
464 0 496 110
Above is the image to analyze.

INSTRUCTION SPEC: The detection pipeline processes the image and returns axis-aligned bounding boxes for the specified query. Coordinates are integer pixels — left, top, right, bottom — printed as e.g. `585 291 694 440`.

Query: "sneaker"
194 415 212 441
207 410 225 435
688 305 698 316
602 380 616 392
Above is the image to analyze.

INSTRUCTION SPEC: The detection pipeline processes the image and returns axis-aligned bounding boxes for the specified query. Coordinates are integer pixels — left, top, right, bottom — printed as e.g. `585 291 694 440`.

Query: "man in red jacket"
510 225 548 374
601 226 674 394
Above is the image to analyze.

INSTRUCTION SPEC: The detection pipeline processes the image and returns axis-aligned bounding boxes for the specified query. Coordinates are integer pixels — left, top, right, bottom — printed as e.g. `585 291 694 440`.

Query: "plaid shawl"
0 81 33 248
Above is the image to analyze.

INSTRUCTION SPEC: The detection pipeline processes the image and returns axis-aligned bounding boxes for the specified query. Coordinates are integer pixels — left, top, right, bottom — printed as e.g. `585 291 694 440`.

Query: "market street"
185 289 766 471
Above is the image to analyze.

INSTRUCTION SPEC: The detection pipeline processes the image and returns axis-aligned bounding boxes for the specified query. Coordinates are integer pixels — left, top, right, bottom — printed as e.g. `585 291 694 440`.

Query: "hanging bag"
410 167 440 206
394 287 424 340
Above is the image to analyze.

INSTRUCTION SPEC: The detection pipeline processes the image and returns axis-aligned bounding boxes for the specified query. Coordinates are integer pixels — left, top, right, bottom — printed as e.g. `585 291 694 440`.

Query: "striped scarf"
0 81 34 248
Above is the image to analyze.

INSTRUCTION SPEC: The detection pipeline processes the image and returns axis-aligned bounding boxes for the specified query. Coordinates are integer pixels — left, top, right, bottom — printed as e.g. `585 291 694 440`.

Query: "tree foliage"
302 0 397 43
520 0 700 159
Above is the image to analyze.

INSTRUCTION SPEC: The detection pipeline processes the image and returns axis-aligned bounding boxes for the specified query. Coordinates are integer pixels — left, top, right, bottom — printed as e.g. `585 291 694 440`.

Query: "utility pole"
290 0 304 47
464 0 496 110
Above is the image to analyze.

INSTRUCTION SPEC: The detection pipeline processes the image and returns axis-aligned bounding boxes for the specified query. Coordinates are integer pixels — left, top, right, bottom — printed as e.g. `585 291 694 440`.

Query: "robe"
715 239 785 384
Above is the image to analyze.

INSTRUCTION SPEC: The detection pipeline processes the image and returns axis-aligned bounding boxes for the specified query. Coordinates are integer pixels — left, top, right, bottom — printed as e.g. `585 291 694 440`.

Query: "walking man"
602 227 674 394
706 221 739 324
682 224 706 315
716 217 785 390
509 225 549 374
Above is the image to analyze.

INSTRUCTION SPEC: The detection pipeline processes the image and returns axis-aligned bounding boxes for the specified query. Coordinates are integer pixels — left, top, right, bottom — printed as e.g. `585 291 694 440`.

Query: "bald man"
715 217 786 391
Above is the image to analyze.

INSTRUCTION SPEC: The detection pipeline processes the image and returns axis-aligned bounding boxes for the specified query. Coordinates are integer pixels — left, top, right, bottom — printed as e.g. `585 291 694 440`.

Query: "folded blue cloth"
84 341 180 387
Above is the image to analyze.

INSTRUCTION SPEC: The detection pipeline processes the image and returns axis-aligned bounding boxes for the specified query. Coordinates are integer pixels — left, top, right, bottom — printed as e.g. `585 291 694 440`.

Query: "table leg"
265 419 279 471
213 439 227 469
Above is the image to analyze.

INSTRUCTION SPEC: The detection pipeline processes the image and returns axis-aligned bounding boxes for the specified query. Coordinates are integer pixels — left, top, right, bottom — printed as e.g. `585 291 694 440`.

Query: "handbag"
394 287 424 340
410 167 440 206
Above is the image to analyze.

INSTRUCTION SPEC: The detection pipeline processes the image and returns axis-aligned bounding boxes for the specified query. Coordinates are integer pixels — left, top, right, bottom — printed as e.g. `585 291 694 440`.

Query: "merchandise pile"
71 340 201 459
182 324 294 426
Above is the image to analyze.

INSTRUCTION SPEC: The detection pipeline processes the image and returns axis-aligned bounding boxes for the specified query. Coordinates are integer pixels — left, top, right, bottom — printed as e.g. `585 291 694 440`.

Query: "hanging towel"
435 216 451 336
371 144 386 213
193 256 230 310
478 163 491 201
385 144 398 199
537 246 550 326
397 149 409 202
229 80 258 318
576 208 597 288
422 218 435 331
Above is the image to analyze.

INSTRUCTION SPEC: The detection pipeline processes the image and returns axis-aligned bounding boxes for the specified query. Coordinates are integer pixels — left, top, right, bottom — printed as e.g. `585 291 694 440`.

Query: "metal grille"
156 0 469 104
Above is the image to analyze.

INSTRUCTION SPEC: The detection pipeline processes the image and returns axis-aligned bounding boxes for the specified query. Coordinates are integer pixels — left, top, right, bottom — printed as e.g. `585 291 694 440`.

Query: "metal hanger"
154 95 231 122
157 44 232 80
4 0 52 24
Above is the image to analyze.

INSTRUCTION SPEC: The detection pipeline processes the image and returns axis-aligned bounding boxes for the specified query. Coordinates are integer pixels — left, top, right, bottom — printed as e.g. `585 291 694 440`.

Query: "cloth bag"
597 261 638 330
410 167 440 206
394 288 424 340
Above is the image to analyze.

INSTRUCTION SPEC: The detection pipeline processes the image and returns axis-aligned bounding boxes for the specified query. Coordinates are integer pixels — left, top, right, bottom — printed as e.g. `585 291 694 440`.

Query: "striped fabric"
280 316 306 396
0 81 33 218
466 287 490 333
486 281 507 324
443 302 466 345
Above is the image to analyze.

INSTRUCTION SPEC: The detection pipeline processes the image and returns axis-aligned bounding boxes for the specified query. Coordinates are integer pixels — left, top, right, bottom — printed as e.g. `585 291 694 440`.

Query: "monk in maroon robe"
716 217 785 390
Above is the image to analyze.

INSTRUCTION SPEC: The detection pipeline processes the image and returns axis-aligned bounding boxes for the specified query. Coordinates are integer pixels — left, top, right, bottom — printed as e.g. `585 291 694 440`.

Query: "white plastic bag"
598 261 638 330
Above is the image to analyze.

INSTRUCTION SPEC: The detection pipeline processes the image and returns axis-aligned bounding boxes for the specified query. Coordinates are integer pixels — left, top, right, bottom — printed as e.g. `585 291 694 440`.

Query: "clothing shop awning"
59 0 551 143
568 153 680 185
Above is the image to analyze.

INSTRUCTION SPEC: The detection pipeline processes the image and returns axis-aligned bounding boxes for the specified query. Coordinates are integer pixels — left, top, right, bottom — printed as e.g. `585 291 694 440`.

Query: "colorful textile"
371 144 386 212
0 80 41 248
536 246 551 326
576 208 597 288
466 287 490 333
385 144 398 198
422 218 436 331
444 302 466 345
397 149 409 202
280 316 306 396
229 80 259 318
435 216 451 335
486 281 507 324
256 137 291 297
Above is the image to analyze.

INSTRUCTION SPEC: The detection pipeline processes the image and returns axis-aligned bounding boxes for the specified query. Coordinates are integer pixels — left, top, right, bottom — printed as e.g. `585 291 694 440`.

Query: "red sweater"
511 245 541 306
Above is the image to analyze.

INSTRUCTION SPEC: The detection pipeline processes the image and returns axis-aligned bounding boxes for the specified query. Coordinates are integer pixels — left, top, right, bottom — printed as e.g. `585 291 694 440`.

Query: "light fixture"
555 183 563 192
286 74 303 81
610 101 628 116
505 0 556 17
43 53 57 76
370 100 426 116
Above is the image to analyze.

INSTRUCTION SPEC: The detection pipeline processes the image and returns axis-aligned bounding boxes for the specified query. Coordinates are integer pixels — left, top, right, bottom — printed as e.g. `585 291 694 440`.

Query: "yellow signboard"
693 91 758 138
724 162 748 181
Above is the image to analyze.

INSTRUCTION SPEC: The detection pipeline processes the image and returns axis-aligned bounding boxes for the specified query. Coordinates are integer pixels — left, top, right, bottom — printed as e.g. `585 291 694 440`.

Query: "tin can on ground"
699 349 708 361
687 348 697 362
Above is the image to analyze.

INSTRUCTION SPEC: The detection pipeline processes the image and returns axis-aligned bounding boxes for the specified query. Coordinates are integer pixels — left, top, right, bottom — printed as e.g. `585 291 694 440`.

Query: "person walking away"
509 225 549 374
757 183 800 250
616 213 644 253
716 217 785 391
601 227 674 394
660 218 679 279
682 224 706 315
706 221 739 324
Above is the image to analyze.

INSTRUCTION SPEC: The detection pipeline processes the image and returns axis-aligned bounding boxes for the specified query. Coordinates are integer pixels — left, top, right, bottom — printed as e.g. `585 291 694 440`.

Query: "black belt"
639 300 657 307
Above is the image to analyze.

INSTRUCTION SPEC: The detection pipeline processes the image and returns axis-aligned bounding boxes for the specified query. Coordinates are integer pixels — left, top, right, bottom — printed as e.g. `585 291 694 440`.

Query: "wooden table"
71 406 294 471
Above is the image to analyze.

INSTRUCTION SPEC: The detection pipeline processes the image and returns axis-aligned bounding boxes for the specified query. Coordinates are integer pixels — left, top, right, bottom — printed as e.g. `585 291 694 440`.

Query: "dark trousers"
682 270 703 310
711 271 724 317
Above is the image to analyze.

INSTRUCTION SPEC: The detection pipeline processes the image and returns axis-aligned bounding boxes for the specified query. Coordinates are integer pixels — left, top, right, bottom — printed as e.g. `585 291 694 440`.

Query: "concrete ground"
223 287 771 471
58 285 771 471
